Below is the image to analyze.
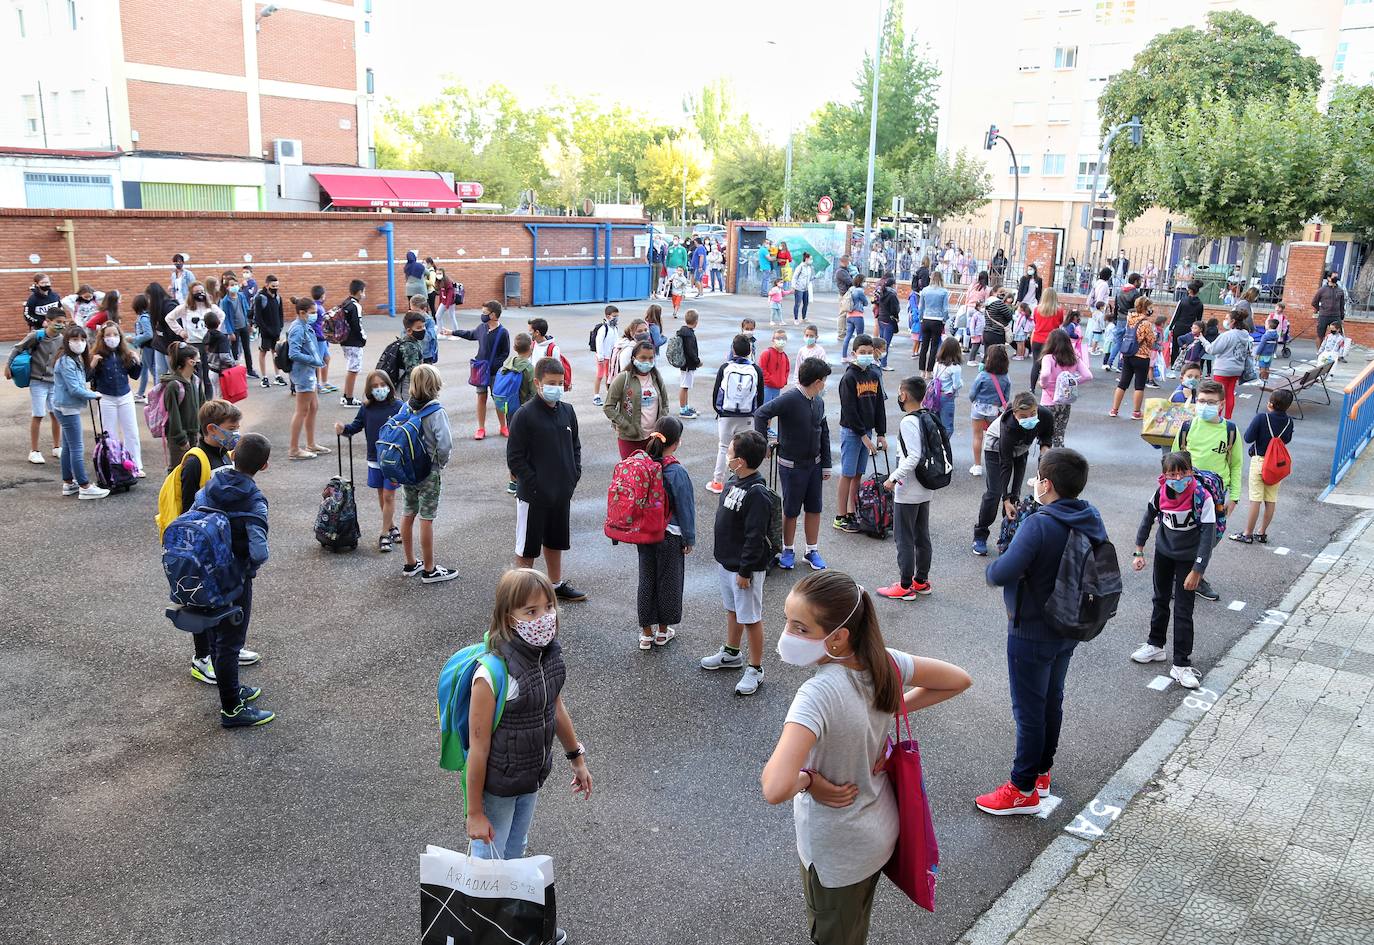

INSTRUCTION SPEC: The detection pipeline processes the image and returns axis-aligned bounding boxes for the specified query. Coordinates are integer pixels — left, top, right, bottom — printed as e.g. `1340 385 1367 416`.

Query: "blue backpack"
162 507 257 609
377 402 443 486
10 350 31 388
1119 322 1141 358
491 366 523 414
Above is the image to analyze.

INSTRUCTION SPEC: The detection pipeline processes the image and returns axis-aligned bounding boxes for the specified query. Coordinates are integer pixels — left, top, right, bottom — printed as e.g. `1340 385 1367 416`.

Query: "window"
1012 100 1036 124
1336 41 1349 72
21 94 38 134
363 19 370 33
1095 0 1136 23
66 0 76 30
1048 101 1072 124
1082 99 1099 129
68 89 87 130
1076 155 1102 191
1041 153 1066 176
364 0 373 11
1008 159 1032 176
1017 48 1040 72
1058 5 1084 14
45 90 61 133
365 67 374 94
1054 45 1079 69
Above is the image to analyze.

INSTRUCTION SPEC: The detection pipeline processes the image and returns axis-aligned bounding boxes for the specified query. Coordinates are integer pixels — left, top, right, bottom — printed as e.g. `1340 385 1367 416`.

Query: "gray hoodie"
413 398 452 469
7 329 63 383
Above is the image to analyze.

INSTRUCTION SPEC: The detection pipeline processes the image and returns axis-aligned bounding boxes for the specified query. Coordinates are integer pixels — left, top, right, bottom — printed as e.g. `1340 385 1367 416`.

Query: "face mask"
772 340 786 350
542 384 563 403
229 285 240 294
193 293 207 302
103 336 119 349
776 587 865 667
512 610 557 648
68 339 86 354
1165 476 1193 493
1018 416 1039 430
1033 477 1050 504
213 426 241 450
805 337 817 346
410 330 425 340
371 386 390 401
1199 404 1220 422
855 354 874 368
1182 378 1197 389
634 360 654 373
307 312 318 324
38 285 51 292
267 286 277 294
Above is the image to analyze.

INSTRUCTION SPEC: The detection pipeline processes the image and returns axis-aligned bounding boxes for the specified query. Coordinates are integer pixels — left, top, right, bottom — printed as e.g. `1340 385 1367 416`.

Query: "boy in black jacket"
700 430 773 697
753 356 831 571
506 358 587 602
676 309 703 419
339 278 368 407
834 335 887 532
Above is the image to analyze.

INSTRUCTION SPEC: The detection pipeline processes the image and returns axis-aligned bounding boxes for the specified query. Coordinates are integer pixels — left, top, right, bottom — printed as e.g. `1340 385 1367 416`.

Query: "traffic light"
985 125 999 150
1128 116 1143 147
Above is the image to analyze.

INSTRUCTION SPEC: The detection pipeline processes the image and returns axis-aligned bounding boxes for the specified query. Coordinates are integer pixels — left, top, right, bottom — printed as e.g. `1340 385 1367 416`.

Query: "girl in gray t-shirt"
762 571 972 942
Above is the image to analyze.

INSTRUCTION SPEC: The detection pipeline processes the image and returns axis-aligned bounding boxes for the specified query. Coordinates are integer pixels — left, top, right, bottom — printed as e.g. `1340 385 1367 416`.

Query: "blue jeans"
939 393 956 437
877 320 896 366
792 289 810 320
759 270 772 296
154 349 169 379
842 315 866 359
57 410 88 485
1007 634 1078 792
710 269 724 292
137 347 156 396
471 790 540 860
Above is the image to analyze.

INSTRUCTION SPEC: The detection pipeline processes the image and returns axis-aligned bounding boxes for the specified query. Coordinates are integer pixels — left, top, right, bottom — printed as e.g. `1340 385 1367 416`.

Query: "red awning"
313 172 462 209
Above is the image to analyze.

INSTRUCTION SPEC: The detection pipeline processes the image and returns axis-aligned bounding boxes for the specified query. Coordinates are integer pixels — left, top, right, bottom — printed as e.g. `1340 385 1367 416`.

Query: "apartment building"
1 0 375 174
930 0 1359 279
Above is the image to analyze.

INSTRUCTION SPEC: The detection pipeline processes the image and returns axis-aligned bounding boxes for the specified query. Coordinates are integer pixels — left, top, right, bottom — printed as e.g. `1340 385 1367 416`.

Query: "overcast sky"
371 0 894 144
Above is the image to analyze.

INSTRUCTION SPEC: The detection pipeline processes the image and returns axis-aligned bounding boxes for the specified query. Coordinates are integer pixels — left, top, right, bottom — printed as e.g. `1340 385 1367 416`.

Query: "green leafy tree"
1099 10 1322 222
1149 95 1343 279
711 135 785 219
636 140 709 220
901 149 991 226
683 79 750 154
560 100 676 201
1328 82 1374 240
793 148 894 220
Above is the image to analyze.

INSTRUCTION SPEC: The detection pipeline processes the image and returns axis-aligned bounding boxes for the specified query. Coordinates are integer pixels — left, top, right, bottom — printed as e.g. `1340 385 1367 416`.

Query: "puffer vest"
485 635 566 797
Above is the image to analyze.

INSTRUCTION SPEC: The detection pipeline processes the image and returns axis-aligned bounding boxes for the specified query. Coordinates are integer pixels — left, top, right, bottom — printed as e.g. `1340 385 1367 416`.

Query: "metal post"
783 123 793 222
860 0 885 272
681 163 687 228
36 80 48 149
1002 138 1020 260
376 222 395 317
1081 117 1141 276
105 86 114 151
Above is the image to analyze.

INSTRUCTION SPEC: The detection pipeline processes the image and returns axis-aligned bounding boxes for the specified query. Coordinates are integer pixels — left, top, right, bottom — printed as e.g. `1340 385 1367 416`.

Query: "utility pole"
783 121 793 223
681 163 687 227
1082 116 1142 275
983 124 1020 259
860 0 885 272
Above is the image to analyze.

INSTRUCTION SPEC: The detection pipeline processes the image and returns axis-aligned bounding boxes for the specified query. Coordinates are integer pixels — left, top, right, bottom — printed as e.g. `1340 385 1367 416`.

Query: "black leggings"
919 320 944 372
1116 356 1149 391
1028 342 1045 390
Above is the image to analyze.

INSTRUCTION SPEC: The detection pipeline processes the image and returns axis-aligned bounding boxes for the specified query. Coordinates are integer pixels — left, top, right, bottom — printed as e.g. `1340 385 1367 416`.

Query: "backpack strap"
1178 419 1191 451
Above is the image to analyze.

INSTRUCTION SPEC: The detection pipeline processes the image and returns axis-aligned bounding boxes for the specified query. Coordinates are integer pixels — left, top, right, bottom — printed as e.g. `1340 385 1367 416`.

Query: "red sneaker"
975 781 1041 816
876 581 917 601
706 480 724 494
1035 772 1051 797
910 579 933 596
474 428 486 441
499 424 509 437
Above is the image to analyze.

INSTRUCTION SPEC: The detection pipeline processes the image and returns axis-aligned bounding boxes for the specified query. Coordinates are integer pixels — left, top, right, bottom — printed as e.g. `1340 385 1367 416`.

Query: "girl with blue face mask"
603 339 669 458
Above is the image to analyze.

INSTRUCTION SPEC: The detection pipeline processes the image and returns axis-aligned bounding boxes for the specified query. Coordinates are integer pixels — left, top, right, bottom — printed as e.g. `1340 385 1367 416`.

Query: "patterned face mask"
512 610 557 647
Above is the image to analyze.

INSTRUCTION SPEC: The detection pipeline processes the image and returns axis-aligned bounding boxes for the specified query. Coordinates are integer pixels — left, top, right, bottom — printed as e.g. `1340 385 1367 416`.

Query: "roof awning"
313 172 463 209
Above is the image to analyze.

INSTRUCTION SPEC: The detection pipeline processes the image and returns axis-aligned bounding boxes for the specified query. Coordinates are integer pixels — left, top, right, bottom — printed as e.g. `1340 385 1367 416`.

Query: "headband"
649 432 667 443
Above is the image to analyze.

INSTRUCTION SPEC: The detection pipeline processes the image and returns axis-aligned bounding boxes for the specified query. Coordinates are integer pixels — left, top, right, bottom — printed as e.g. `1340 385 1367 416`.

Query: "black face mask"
193 293 206 302
267 286 278 294
410 330 425 340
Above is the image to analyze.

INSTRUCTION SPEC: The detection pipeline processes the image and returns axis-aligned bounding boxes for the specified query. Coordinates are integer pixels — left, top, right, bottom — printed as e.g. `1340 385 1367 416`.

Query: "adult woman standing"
990 247 1008 284
762 570 971 945
776 241 793 280
1201 310 1253 419
916 271 950 375
873 276 900 369
1088 266 1113 313
403 251 427 301
603 340 670 458
1027 287 1065 391
1232 287 1259 332
1108 296 1157 421
167 281 223 399
1016 264 1043 308
708 243 725 293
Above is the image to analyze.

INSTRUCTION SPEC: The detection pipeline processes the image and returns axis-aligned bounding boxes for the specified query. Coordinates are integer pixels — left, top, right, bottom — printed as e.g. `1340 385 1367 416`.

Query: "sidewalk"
1003 517 1374 945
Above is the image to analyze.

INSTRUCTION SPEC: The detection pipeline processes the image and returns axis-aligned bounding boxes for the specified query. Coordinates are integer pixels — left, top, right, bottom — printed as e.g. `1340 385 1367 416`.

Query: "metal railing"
1328 359 1374 492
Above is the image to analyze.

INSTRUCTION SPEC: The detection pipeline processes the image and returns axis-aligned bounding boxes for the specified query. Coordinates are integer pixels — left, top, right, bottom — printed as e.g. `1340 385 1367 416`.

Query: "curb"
956 509 1374 945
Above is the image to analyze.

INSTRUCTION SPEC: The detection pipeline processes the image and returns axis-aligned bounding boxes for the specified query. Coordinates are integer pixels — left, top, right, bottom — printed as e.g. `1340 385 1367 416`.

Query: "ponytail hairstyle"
792 571 900 714
292 296 315 316
645 415 683 462
1044 328 1077 367
168 340 198 374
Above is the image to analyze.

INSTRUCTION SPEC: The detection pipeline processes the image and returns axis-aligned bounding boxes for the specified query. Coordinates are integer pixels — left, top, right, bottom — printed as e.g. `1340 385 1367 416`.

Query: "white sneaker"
78 483 110 500
969 464 982 477
1170 665 1201 689
735 665 764 696
52 446 62 457
1131 644 1168 664
61 482 79 496
190 656 217 684
700 647 745 671
28 450 45 465
238 647 261 666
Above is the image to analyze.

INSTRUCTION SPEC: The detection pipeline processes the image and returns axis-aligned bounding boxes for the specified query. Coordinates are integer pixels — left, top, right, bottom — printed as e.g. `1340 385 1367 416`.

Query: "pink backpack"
604 452 676 544
143 378 184 438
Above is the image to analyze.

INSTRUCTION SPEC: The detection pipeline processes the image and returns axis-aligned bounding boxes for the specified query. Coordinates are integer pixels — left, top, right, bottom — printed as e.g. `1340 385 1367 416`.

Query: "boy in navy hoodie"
194 432 275 729
978 447 1107 815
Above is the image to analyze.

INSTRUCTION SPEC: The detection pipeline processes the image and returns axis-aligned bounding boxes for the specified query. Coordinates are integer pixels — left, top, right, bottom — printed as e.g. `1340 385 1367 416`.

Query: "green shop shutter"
139 182 235 211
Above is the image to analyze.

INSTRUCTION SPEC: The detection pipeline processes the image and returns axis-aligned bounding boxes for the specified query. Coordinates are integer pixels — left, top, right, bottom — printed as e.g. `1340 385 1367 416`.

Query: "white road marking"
1034 794 1063 819
1273 546 1290 555
1228 600 1247 611
1148 675 1173 691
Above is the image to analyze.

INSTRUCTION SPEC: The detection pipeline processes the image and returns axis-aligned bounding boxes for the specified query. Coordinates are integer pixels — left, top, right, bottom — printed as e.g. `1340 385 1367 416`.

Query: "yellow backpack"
155 447 213 539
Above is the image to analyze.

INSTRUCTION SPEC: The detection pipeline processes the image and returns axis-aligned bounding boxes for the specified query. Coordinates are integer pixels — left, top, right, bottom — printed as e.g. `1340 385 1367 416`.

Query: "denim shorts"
366 464 398 491
839 427 873 478
28 379 54 418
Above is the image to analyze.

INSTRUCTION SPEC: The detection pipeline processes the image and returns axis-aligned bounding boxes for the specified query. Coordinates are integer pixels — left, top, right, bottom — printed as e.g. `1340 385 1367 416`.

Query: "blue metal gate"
527 222 652 306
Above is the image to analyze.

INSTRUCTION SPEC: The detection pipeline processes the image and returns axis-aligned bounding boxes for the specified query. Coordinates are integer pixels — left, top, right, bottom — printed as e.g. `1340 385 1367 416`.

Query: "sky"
370 0 891 144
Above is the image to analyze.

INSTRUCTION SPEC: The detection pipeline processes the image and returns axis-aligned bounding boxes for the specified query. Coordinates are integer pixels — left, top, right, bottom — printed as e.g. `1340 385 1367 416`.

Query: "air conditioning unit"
274 138 303 165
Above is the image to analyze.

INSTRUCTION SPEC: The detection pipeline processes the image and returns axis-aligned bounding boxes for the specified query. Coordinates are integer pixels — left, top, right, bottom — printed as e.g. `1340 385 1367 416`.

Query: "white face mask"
103 336 120 349
68 339 86 354
512 610 557 648
371 386 390 401
776 587 864 667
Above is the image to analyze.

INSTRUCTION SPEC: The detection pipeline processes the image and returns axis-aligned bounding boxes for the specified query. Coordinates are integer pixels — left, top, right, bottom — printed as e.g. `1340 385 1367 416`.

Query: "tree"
1328 82 1374 240
683 79 750 154
1099 11 1323 222
793 148 894 221
853 0 941 171
901 149 992 227
560 100 675 201
711 135 785 219
1149 95 1343 279
636 140 709 220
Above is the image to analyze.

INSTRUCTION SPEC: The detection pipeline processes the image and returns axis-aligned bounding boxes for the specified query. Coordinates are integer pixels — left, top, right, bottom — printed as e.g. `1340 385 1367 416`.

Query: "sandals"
288 450 317 460
638 633 654 651
654 627 676 647
1229 533 1254 544
1255 533 1268 544
378 534 393 553
306 444 331 455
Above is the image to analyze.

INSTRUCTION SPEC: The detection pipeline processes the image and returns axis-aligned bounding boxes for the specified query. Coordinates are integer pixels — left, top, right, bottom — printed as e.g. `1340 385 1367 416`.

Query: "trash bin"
1192 266 1227 306
503 271 520 305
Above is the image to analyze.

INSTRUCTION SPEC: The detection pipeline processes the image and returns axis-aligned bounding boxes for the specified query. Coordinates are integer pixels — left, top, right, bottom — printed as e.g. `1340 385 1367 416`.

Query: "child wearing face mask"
603 340 669 459
791 326 827 388
833 337 887 533
496 333 537 495
758 329 792 434
633 417 695 650
51 324 109 499
88 321 145 476
462 569 592 890
1170 362 1202 404
336 370 403 553
763 570 970 941
287 297 327 460
1129 451 1217 691
1171 379 1238 604
972 391 1053 557
6 309 67 464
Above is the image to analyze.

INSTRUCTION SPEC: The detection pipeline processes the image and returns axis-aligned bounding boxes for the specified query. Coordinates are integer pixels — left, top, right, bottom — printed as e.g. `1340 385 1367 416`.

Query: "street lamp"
255 3 278 30
860 0 885 273
1081 115 1143 276
984 124 1021 259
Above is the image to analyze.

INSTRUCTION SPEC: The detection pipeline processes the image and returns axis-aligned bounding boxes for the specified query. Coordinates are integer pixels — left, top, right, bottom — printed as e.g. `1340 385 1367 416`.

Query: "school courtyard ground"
1 293 1370 945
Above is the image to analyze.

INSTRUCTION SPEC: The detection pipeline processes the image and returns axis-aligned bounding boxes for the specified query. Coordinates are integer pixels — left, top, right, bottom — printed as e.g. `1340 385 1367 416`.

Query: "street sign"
1092 207 1116 221
1092 220 1115 232
818 195 834 213
456 182 484 200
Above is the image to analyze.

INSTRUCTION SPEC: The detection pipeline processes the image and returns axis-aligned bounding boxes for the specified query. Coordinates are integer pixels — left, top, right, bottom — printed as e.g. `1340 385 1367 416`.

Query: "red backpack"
540 340 573 391
604 452 677 544
1260 415 1293 486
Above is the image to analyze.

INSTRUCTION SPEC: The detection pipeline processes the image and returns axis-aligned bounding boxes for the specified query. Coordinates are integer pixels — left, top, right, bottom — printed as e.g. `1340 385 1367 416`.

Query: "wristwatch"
565 742 586 761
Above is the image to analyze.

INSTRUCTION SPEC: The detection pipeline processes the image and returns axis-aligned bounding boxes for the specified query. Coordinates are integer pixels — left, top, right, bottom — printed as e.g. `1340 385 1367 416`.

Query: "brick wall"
255 8 356 90
123 0 245 76
1281 242 1327 321
0 210 646 339
1025 231 1059 293
127 82 251 156
259 96 358 164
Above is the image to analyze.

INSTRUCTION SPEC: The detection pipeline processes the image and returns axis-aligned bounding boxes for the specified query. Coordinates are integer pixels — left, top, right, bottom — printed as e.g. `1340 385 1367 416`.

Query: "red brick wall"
1281 243 1327 321
259 96 358 164
1025 231 1058 293
0 210 646 338
255 8 356 90
123 0 245 76
127 82 250 156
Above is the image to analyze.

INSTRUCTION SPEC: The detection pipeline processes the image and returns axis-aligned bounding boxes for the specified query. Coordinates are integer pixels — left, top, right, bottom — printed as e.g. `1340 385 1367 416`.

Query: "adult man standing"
1113 251 1130 285
756 239 774 297
253 274 287 387
170 254 196 304
834 254 854 343
1313 270 1347 342
690 239 708 298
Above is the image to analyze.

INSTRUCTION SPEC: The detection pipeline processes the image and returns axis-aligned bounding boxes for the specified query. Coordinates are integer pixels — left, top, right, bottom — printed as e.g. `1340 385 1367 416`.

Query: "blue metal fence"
1327 361 1374 492
526 222 651 306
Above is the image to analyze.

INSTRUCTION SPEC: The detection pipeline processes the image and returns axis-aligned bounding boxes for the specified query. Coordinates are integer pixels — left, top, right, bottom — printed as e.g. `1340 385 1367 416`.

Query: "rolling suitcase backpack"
89 402 138 494
315 434 360 553
854 447 894 539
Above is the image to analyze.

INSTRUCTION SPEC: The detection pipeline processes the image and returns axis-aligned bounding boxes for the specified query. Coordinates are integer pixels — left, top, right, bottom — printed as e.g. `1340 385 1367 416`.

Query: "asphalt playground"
0 290 1358 945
